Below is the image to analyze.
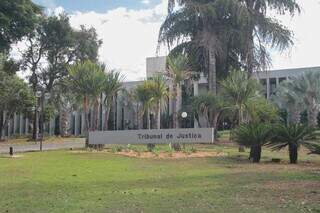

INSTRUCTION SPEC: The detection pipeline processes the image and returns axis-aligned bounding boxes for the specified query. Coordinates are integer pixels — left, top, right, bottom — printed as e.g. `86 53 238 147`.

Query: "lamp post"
181 112 187 128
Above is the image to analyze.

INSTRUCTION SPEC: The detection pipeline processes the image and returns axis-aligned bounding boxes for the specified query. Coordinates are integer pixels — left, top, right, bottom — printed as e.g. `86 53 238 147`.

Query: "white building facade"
2 56 320 138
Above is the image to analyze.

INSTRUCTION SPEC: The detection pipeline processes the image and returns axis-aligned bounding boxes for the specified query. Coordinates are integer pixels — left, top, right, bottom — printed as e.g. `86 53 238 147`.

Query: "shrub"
269 124 316 164
232 123 272 163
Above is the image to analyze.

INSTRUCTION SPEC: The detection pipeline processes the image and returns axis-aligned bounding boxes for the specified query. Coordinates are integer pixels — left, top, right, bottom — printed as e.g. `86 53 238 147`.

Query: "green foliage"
192 93 225 128
68 60 106 102
220 70 261 125
245 97 279 123
273 71 320 127
0 71 35 138
268 124 316 163
0 0 42 51
233 123 272 148
74 25 102 62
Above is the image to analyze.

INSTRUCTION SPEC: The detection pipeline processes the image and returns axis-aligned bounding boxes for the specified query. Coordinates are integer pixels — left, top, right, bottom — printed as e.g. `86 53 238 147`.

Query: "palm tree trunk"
59 106 69 137
92 99 99 131
308 105 318 128
104 107 111 131
208 48 217 95
251 145 262 163
172 85 178 129
289 144 298 164
83 96 90 147
147 108 151 130
157 101 161 129
290 108 301 124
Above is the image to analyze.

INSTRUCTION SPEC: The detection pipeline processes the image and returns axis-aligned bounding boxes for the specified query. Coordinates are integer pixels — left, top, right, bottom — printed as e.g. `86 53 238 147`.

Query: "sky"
27 0 320 81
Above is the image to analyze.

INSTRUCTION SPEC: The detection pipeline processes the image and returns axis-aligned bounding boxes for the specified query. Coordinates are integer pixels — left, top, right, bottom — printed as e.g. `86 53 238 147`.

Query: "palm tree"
273 80 304 124
269 124 316 164
68 60 106 146
233 123 272 163
238 0 300 74
291 71 320 128
149 75 169 129
220 70 261 126
103 70 123 130
166 55 192 128
192 93 225 131
135 81 155 130
160 0 242 94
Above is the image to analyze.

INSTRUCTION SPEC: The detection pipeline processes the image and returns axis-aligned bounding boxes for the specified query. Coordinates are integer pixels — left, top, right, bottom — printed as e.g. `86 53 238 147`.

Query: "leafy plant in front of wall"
233 123 272 163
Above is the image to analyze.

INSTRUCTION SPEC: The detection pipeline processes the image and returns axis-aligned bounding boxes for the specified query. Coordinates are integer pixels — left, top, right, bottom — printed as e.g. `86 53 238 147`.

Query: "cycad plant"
269 124 316 164
233 123 272 163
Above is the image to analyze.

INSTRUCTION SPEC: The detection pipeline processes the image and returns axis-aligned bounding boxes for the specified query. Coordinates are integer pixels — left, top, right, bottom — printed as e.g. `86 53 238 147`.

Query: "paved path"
0 140 85 154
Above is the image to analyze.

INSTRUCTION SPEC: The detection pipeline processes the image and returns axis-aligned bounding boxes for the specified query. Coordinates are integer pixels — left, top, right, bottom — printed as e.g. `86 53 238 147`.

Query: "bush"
232 123 272 163
269 124 316 164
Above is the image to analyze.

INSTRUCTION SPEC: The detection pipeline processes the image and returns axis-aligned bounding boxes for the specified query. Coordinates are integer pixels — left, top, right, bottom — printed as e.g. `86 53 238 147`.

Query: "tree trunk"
104 107 111 131
289 144 298 164
290 108 301 124
172 88 178 129
59 105 69 137
156 101 161 129
147 108 151 130
308 105 318 128
83 96 90 147
32 103 38 141
208 48 217 95
250 145 262 163
238 106 245 152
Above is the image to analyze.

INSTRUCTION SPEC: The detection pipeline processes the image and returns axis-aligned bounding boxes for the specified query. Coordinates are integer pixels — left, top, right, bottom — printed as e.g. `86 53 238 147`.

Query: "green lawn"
0 144 319 213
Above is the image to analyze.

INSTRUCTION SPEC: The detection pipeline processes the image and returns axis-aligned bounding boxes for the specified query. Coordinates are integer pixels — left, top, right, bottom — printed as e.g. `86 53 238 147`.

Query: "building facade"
2 56 320 138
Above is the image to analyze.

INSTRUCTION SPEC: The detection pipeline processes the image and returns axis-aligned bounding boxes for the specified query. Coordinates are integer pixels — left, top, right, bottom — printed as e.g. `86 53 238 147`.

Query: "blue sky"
33 0 162 12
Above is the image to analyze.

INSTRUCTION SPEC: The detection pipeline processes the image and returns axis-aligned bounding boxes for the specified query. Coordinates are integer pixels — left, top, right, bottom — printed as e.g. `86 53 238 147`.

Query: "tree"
273 80 304 124
291 71 320 128
68 61 106 146
74 25 102 62
0 71 35 140
166 54 192 128
149 75 169 129
0 0 42 51
135 81 155 130
103 70 123 130
192 93 225 131
233 123 272 163
220 70 261 126
269 124 316 164
160 0 243 94
238 0 300 74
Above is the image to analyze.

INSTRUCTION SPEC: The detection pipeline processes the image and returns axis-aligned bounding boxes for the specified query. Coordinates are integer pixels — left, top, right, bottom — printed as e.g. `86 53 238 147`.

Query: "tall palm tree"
166 55 192 128
68 60 106 146
149 75 169 129
160 0 242 94
238 0 300 74
161 0 300 92
103 70 123 130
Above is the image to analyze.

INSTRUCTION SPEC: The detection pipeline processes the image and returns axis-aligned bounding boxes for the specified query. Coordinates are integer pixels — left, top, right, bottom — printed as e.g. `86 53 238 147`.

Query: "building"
2 56 320 138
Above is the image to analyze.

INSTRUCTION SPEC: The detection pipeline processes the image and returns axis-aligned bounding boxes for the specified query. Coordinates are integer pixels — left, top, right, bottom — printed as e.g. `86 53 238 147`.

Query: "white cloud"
270 0 320 70
141 0 151 5
13 0 320 81
68 0 168 81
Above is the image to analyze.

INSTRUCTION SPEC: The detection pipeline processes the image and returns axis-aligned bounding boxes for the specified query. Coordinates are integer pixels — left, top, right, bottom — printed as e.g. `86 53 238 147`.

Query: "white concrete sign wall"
89 128 214 145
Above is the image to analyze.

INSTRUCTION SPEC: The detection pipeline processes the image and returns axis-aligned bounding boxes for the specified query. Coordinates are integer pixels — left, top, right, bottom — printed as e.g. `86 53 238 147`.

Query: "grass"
0 144 319 213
